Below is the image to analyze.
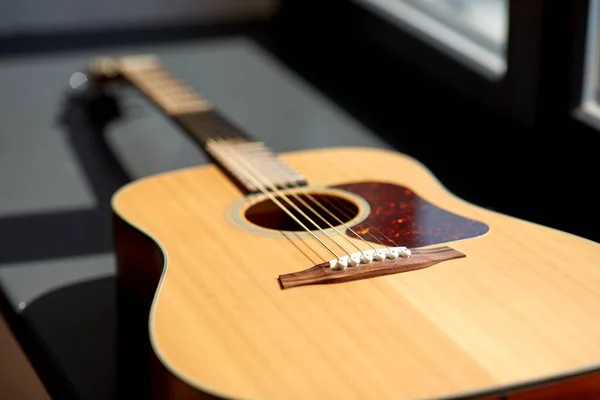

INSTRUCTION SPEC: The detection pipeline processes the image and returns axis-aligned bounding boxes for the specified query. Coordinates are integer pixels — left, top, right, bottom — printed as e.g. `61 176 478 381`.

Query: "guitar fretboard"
120 60 212 117
176 112 306 192
111 56 307 194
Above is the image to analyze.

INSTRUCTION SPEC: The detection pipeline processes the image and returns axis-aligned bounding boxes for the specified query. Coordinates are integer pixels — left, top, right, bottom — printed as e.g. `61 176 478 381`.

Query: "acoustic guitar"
90 55 600 399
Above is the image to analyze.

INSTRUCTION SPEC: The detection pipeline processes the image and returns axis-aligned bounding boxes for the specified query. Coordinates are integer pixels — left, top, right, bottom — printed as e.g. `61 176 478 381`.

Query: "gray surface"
0 60 98 217
0 254 115 310
0 36 390 309
106 38 390 178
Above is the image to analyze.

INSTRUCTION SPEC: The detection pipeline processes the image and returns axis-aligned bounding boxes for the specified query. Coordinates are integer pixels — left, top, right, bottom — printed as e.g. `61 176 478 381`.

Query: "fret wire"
126 72 174 111
148 72 188 102
115 58 307 193
127 74 303 189
123 67 211 115
151 74 182 112
147 72 189 111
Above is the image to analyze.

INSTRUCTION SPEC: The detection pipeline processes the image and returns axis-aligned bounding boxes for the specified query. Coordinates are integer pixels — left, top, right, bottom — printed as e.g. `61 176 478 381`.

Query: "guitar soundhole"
244 192 360 232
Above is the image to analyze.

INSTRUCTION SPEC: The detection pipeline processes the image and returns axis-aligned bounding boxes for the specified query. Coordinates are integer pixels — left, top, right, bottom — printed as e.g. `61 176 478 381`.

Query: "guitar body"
113 147 600 400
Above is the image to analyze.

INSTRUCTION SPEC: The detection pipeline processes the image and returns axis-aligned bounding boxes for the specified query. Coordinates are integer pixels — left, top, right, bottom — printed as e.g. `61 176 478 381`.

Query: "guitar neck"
94 56 307 194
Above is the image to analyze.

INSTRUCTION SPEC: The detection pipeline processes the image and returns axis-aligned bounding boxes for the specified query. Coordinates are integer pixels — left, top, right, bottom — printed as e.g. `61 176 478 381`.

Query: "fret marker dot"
70 72 88 89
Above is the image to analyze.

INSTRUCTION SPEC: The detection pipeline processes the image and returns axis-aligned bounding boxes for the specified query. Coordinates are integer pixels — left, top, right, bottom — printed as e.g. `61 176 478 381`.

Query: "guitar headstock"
88 54 161 83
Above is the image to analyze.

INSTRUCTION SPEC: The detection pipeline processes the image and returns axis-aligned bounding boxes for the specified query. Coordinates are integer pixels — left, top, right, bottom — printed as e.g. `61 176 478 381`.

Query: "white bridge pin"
334 258 348 270
361 253 374 264
398 247 412 258
329 246 411 270
349 256 361 267
386 249 399 259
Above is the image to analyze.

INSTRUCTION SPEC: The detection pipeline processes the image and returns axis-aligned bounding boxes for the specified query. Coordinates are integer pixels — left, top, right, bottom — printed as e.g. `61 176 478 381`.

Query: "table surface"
0 35 390 399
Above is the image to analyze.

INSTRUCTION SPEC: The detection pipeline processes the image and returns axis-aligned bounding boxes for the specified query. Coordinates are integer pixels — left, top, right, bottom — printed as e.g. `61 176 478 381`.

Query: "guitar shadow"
11 86 201 400
19 277 119 400
19 275 163 400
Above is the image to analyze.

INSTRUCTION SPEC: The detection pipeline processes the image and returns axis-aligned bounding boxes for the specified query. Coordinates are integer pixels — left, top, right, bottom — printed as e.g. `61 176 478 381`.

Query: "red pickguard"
334 182 489 248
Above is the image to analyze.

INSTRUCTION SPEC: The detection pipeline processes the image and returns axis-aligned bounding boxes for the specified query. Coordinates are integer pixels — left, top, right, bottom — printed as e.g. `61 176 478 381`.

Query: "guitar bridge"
278 246 465 289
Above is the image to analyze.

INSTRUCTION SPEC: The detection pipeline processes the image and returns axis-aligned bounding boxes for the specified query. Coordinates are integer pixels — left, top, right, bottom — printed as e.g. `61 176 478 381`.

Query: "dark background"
1 0 597 242
264 0 599 244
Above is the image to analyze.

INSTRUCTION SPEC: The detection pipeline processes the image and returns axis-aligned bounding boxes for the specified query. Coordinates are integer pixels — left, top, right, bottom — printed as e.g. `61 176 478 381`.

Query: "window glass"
579 0 600 127
355 0 509 78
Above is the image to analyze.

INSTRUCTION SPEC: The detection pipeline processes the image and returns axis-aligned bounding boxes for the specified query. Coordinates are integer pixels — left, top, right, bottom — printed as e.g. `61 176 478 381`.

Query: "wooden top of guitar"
113 146 600 400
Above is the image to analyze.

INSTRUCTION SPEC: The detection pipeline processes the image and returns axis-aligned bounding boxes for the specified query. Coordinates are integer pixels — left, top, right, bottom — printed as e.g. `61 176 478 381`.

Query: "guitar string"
197 126 401 253
212 139 351 259
198 136 347 261
284 187 422 261
223 138 402 251
206 140 343 261
209 138 355 259
225 141 374 259
193 134 340 261
192 115 398 258
224 139 401 252
277 188 369 257
133 73 339 256
289 187 400 249
218 139 395 255
217 139 406 262
137 67 396 259
128 71 180 116
318 193 402 248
